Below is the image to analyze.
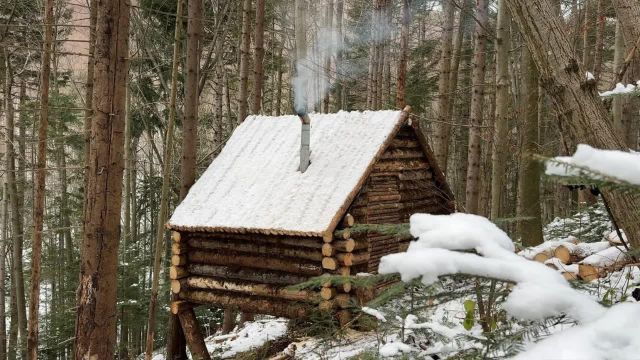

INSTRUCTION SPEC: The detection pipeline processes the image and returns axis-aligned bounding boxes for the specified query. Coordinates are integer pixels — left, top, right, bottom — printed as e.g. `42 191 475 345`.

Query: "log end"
171 300 191 315
322 257 337 270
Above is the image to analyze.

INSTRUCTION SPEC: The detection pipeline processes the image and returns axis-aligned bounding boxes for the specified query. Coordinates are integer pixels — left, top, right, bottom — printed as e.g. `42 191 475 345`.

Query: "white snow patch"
361 307 387 322
580 246 629 268
605 229 627 245
379 341 414 357
586 71 595 81
207 318 288 358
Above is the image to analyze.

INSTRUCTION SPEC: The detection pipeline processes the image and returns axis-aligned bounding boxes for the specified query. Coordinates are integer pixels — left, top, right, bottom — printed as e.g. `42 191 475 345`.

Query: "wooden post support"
177 306 212 360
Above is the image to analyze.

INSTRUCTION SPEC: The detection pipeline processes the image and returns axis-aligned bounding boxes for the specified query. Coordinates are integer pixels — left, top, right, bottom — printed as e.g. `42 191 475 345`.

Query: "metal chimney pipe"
298 112 311 172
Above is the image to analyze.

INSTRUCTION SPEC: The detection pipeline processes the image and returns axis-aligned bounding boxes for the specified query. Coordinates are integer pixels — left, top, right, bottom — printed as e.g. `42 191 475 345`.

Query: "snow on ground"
545 144 640 185
544 202 612 243
207 318 288 358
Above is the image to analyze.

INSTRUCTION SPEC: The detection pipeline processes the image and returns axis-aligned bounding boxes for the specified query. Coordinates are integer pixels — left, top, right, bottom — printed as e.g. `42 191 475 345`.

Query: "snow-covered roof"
168 110 407 236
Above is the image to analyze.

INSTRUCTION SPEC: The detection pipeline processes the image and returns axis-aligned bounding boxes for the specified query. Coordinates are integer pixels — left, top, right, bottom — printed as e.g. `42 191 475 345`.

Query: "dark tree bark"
238 0 252 122
74 0 130 358
180 0 203 200
464 0 489 214
3 49 26 360
396 0 410 108
432 0 456 171
517 49 544 246
251 0 266 114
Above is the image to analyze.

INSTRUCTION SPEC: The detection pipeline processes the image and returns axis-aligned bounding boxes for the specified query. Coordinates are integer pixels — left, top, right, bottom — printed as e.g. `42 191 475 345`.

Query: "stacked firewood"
521 233 633 281
319 214 369 326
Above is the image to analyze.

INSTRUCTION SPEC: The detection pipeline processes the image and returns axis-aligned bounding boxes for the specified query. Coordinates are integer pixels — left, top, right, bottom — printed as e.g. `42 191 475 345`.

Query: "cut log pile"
521 233 633 282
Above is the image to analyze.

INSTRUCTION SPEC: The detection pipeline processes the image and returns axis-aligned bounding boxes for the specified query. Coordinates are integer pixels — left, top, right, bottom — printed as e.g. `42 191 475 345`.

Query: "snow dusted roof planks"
168 107 450 237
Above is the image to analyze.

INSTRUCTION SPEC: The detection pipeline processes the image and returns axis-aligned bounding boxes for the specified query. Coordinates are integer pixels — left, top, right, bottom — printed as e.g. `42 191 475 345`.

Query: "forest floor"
151 204 640 359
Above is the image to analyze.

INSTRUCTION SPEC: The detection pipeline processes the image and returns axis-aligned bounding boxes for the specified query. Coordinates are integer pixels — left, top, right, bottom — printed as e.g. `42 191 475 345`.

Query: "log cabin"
166 106 454 333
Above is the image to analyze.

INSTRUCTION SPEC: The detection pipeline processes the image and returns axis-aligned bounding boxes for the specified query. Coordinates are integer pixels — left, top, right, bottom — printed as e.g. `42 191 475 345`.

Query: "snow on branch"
378 213 640 359
599 81 640 97
544 144 640 187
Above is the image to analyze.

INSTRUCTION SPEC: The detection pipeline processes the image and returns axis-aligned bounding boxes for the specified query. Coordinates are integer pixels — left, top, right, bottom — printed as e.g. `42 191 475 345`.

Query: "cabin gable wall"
346 125 454 273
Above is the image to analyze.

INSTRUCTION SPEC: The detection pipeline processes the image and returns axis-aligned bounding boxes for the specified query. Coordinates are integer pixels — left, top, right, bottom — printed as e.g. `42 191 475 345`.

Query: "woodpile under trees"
523 234 634 282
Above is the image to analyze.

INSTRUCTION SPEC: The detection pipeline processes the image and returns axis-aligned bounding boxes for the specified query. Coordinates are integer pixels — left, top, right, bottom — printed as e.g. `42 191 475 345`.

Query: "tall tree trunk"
592 0 604 80
447 0 473 124
505 0 640 248
27 0 54 357
238 0 252 122
145 0 183 356
335 0 344 110
582 0 595 70
119 88 132 360
612 21 625 141
3 50 26 360
274 44 284 116
323 1 334 113
74 0 130 358
7 278 16 360
433 0 456 171
517 49 544 246
490 0 511 221
180 0 203 199
0 183 6 360
252 0 266 114
84 0 97 201
396 0 411 108
464 0 489 215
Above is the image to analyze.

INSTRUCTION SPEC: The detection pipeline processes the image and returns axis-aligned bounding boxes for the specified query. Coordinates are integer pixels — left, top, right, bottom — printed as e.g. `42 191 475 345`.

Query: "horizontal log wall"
347 125 454 273
172 231 324 317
